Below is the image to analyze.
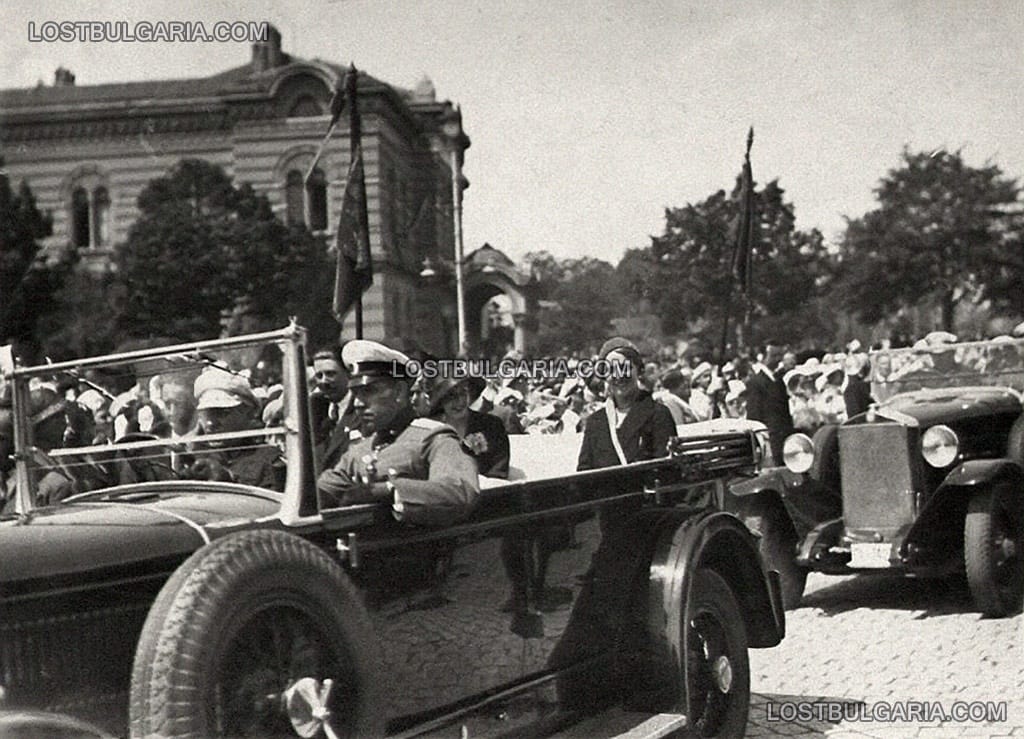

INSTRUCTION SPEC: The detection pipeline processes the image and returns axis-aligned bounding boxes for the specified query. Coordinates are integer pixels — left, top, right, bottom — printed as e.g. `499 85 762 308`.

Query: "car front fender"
904 459 1024 557
941 459 1024 488
729 467 802 499
646 508 785 651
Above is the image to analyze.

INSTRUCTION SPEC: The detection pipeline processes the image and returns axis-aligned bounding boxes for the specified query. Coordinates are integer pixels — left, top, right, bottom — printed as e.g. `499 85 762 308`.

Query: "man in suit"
842 353 875 418
745 340 795 466
311 345 359 471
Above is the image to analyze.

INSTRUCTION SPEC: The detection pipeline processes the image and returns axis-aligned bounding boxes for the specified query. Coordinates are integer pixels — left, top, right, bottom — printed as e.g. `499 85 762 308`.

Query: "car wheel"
1006 414 1024 469
964 482 1023 617
681 569 750 738
129 530 385 738
745 510 807 610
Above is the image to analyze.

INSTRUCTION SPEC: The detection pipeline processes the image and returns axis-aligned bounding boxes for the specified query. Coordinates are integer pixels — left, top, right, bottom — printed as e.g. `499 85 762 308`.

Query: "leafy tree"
116 159 335 343
624 177 834 351
837 149 1022 330
0 165 75 344
521 250 565 301
523 253 626 355
37 270 125 360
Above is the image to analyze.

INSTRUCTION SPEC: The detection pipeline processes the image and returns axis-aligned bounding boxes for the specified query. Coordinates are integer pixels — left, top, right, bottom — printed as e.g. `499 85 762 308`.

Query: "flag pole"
305 121 338 184
742 127 754 349
344 63 364 339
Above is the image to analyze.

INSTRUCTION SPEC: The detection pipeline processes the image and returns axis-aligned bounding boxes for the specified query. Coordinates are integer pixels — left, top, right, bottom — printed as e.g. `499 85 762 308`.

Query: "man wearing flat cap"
187 367 284 490
317 340 480 527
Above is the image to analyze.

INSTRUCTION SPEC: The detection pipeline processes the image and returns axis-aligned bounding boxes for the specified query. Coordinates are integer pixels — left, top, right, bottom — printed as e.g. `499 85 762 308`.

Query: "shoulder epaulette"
410 417 451 431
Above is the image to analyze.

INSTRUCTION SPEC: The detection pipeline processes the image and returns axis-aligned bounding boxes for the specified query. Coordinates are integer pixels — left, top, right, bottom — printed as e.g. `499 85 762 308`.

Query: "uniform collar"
372 405 415 448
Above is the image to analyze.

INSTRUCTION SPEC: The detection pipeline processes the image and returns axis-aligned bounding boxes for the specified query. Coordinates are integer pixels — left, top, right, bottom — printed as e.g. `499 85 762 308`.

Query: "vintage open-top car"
0 324 783 738
730 337 1024 617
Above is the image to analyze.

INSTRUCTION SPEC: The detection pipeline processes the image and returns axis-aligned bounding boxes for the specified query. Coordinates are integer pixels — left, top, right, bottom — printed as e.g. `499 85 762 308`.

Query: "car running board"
549 709 687 738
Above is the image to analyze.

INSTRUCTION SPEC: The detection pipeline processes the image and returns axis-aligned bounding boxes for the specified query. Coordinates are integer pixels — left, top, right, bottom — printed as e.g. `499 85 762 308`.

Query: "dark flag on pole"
730 127 756 294
332 143 373 322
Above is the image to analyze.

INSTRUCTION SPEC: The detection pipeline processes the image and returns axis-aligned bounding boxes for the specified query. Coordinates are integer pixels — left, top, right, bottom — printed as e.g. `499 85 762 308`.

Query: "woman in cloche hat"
427 371 510 480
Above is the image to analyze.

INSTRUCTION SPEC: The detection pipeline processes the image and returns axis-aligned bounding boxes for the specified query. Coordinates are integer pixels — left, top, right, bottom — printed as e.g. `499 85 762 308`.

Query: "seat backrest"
506 433 583 482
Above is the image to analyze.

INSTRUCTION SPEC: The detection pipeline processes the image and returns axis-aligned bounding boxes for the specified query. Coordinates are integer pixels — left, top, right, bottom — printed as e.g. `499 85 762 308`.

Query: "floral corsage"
463 432 489 455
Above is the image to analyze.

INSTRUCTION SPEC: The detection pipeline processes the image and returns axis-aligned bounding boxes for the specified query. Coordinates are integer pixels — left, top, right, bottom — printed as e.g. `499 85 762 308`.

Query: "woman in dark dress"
577 338 676 472
428 376 510 479
551 337 677 707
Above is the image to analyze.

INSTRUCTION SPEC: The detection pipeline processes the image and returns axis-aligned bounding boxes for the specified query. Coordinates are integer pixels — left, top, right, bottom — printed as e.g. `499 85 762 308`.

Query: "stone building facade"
0 25 465 354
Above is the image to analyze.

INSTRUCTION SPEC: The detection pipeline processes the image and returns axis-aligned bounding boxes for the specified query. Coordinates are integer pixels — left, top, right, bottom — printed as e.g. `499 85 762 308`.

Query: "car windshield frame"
870 337 1024 403
4 324 315 519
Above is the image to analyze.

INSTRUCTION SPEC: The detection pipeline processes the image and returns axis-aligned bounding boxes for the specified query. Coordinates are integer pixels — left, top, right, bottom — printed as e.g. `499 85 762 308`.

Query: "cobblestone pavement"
747 572 1024 737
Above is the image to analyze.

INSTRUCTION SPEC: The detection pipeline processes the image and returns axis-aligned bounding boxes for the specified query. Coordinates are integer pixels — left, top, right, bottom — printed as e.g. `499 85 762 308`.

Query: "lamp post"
440 108 468 356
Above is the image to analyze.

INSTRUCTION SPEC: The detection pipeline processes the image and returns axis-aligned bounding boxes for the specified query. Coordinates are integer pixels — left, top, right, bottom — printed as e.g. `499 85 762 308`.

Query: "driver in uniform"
317 341 479 527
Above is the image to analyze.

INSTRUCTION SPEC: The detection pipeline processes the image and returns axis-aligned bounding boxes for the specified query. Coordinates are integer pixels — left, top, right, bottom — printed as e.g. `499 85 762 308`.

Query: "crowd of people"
4 320 1024 514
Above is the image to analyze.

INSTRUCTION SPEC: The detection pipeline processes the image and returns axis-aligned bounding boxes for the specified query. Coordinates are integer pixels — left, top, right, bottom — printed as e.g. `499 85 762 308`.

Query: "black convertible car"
730 338 1024 617
0 324 784 738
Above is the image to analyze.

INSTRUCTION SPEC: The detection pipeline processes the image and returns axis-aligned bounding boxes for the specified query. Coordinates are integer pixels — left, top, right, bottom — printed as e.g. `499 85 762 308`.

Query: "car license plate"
849 542 892 568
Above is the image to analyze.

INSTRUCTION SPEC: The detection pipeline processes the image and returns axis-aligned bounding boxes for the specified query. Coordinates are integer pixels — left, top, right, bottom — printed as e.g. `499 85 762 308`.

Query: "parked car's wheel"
129 530 384 738
1006 415 1024 469
682 569 750 738
965 482 1023 617
745 508 807 610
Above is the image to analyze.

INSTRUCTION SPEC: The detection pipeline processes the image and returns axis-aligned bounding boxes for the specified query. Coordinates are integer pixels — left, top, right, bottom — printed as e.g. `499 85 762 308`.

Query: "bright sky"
2 1 1022 264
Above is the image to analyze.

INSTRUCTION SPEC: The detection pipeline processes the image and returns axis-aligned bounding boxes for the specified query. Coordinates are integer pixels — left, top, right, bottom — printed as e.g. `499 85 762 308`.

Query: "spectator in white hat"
689 362 714 421
187 368 283 490
722 380 748 419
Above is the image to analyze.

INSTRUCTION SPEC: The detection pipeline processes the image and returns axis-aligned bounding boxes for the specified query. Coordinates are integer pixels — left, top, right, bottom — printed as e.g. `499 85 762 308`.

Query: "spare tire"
129 530 384 738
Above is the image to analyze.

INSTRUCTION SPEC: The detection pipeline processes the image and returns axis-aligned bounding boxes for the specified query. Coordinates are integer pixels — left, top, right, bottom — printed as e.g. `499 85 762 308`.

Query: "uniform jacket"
318 408 480 527
577 392 676 471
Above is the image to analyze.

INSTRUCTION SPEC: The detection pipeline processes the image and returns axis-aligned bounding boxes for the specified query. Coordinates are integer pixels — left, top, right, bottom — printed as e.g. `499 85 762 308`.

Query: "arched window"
71 187 90 248
288 95 322 117
92 186 109 248
306 167 328 232
67 168 112 249
285 170 305 227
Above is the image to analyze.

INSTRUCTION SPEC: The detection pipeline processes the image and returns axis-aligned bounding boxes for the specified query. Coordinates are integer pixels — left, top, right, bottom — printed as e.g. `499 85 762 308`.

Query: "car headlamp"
782 433 815 474
921 424 959 468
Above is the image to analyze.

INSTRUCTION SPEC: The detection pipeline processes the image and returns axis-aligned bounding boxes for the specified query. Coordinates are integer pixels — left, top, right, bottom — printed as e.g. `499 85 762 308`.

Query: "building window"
285 170 305 226
288 95 323 117
284 168 327 231
306 168 328 231
69 182 111 249
92 186 109 248
71 187 90 248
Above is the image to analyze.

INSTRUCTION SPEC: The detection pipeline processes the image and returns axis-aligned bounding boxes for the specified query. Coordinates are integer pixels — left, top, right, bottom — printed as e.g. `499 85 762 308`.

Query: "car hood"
877 386 1022 427
0 483 280 590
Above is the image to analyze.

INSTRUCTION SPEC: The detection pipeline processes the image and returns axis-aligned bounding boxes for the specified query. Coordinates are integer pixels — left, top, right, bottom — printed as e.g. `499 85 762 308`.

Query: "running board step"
550 709 686 738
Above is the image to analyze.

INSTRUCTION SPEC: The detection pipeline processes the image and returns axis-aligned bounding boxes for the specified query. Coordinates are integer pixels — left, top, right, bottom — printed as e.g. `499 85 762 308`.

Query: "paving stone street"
747 572 1024 737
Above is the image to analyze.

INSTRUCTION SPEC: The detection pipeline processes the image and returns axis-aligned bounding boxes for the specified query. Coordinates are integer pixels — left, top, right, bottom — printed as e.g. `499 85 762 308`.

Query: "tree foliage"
0 165 74 343
523 251 626 355
116 159 336 343
837 149 1023 330
622 177 834 351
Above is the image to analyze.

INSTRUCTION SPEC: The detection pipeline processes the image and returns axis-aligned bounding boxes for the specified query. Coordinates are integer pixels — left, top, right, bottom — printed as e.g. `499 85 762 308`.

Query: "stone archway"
463 244 534 356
